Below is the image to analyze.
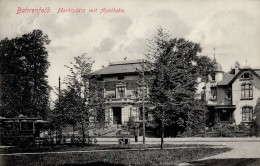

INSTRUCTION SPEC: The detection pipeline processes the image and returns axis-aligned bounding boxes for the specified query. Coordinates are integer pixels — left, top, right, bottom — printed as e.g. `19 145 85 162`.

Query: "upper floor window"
211 73 215 81
225 91 232 100
137 86 147 98
241 72 252 80
241 83 253 98
116 86 125 98
242 106 253 121
210 87 217 100
118 76 124 80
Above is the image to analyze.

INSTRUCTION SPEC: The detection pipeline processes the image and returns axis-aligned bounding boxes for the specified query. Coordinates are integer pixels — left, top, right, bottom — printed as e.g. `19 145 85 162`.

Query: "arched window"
242 106 253 121
241 83 253 98
241 72 252 79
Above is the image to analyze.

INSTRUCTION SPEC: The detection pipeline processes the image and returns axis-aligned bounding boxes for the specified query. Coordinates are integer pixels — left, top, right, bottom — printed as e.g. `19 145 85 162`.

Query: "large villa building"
92 59 260 127
92 60 149 126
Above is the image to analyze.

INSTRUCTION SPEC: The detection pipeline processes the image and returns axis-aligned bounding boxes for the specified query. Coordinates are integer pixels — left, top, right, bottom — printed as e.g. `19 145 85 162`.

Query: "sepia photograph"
0 0 260 165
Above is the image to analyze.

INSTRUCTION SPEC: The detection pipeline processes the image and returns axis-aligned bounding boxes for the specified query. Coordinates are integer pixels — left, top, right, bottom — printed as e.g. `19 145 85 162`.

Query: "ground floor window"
21 122 33 130
216 109 233 122
242 107 253 121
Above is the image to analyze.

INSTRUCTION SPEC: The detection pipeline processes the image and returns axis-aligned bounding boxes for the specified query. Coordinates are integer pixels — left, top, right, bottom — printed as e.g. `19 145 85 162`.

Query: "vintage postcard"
0 0 260 165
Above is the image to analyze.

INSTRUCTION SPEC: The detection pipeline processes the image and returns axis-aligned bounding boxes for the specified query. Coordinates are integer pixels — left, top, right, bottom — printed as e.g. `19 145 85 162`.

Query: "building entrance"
113 107 122 124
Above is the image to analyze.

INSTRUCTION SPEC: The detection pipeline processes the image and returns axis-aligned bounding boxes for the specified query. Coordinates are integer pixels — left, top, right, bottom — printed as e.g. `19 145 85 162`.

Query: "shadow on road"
187 158 260 166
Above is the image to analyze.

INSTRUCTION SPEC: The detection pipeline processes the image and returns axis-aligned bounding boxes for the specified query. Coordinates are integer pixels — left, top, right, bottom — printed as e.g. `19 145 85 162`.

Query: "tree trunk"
72 124 75 144
58 126 63 144
81 123 85 145
161 120 164 149
55 130 58 144
161 107 164 149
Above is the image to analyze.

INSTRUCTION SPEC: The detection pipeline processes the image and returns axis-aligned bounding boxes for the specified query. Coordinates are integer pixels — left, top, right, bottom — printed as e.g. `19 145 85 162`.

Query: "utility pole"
142 59 146 145
59 76 61 114
58 76 62 144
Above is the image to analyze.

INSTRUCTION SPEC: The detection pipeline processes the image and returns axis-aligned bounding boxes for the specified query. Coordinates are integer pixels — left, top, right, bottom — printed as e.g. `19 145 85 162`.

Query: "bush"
127 116 136 129
213 123 254 137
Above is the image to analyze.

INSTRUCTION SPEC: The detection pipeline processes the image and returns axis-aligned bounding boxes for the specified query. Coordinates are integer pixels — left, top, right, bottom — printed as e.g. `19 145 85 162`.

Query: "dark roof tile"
92 60 145 75
217 72 235 86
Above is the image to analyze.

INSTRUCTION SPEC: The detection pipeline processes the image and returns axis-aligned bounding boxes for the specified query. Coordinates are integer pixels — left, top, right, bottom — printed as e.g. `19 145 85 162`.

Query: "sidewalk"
174 138 260 165
96 137 260 144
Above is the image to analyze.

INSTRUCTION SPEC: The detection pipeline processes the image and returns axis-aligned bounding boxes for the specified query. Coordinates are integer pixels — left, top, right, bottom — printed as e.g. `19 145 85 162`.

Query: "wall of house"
103 75 140 98
100 74 148 125
105 105 140 124
232 72 260 124
216 86 232 105
204 82 232 105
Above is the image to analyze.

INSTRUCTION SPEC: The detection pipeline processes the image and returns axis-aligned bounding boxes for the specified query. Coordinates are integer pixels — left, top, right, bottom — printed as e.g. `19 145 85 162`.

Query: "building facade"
93 58 260 127
92 60 149 125
203 60 260 126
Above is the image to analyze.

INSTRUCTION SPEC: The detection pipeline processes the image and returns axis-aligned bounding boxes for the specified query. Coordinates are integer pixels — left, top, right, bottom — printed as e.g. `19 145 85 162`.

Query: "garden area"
0 144 230 166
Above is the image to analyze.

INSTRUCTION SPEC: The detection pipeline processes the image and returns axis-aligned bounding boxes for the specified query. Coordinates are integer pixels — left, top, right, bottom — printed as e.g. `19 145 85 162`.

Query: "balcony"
110 98 130 102
106 97 134 103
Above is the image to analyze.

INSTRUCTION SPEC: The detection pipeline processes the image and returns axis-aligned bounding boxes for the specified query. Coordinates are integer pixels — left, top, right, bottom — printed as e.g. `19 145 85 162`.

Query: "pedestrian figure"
134 126 139 142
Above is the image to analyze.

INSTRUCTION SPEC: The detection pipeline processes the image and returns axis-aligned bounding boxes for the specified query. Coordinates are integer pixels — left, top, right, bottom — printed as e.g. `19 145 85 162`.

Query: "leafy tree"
0 30 51 118
52 88 79 143
146 28 214 148
63 53 94 144
89 78 106 126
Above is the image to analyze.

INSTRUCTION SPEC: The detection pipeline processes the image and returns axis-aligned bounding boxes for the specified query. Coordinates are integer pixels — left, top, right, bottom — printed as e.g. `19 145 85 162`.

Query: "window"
218 110 232 121
201 91 206 101
241 72 252 79
241 83 253 98
211 73 215 81
210 87 217 100
225 91 232 100
242 107 253 121
116 86 125 98
118 76 124 80
21 122 33 130
137 86 147 98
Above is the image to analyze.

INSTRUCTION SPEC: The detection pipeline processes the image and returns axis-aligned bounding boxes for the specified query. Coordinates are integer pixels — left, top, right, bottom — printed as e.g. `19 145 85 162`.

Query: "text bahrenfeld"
16 7 51 14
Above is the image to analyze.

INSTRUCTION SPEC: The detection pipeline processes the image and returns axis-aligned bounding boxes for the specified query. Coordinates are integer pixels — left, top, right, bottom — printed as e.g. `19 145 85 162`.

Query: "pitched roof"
217 68 260 86
217 71 235 86
255 70 260 76
92 60 145 75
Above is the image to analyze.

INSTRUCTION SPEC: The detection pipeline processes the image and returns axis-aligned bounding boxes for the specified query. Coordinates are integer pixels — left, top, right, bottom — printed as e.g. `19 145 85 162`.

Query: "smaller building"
203 60 260 126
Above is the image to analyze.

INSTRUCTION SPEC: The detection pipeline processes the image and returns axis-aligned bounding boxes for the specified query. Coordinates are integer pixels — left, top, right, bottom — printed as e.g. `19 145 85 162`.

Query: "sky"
1 0 260 101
